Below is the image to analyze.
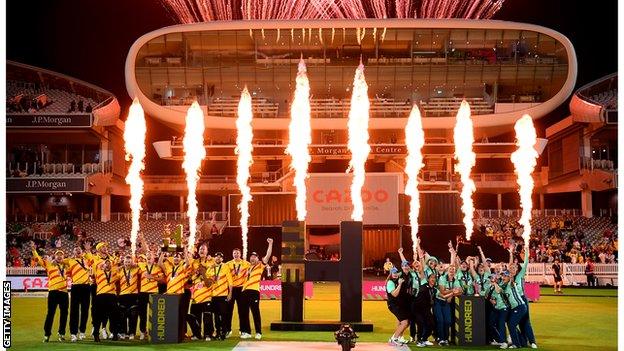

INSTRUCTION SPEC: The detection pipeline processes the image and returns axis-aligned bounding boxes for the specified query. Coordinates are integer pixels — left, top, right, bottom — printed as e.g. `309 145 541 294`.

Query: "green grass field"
9 284 617 350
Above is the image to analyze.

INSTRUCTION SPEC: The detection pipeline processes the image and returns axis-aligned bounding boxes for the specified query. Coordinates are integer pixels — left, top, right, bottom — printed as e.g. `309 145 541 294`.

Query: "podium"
454 296 486 346
149 294 182 343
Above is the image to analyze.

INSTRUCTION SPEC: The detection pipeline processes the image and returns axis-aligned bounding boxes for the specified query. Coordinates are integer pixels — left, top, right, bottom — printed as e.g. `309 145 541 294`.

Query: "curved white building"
126 19 577 137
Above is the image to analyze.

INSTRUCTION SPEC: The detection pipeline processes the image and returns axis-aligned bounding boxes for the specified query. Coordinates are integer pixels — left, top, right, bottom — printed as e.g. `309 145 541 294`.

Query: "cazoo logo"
312 189 389 204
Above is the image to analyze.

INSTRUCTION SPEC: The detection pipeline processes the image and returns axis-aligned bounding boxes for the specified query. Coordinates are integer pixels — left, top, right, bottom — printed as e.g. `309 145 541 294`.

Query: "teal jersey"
514 250 530 296
400 270 421 296
503 281 525 309
424 266 436 280
474 271 491 296
436 273 463 300
458 269 474 295
386 280 397 294
491 288 508 310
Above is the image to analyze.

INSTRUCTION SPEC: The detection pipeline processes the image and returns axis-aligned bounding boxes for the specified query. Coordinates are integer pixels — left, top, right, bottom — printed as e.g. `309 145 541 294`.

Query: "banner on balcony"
6 114 93 128
7 177 86 193
306 173 402 225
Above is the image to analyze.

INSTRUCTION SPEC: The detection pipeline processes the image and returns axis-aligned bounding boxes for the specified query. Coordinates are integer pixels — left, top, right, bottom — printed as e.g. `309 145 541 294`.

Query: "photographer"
386 266 410 346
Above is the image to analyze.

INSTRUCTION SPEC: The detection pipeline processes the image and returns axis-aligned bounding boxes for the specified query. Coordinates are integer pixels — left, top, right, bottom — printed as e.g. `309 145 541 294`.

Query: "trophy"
161 223 184 252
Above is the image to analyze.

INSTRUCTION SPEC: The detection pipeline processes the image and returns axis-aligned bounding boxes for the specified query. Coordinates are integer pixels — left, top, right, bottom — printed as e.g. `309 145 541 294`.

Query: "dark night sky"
6 0 618 132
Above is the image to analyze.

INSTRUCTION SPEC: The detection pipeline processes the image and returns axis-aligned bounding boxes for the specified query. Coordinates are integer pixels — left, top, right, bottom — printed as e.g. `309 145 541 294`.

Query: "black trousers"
187 301 214 339
212 296 228 337
69 284 90 335
44 290 69 337
90 284 97 329
137 292 151 333
413 304 434 342
92 294 119 336
226 286 243 332
118 294 139 335
179 289 191 337
240 290 261 335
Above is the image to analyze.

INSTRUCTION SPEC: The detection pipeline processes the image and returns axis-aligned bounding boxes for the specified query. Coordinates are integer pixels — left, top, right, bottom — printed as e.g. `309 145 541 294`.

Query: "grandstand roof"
125 19 577 135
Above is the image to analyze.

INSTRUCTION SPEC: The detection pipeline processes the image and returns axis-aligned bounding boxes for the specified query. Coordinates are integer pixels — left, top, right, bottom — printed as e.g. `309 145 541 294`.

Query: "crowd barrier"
8 263 616 295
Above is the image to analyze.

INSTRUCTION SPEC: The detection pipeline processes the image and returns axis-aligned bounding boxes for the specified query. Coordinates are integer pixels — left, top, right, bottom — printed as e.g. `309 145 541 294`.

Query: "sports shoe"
397 336 409 344
408 336 414 343
205 336 212 341
119 333 127 340
58 334 66 342
108 332 114 340
508 346 517 349
240 332 252 339
225 331 232 338
100 329 108 339
128 335 135 340
191 336 199 340
43 336 50 343
530 343 538 349
416 341 426 347
499 342 509 349
424 340 434 346
78 333 86 340
139 332 145 340
255 333 262 340
70 334 77 342
388 337 404 346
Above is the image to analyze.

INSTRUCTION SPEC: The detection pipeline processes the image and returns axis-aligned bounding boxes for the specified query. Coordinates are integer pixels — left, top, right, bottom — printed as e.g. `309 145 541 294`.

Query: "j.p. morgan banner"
7 177 86 193
6 114 92 128
306 173 402 225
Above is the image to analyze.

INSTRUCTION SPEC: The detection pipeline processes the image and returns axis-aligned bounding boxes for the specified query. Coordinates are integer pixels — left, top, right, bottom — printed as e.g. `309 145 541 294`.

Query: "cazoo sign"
306 173 402 225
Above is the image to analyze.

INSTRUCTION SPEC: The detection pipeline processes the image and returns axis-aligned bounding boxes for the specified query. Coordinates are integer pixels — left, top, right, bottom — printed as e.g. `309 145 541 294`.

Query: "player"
434 242 463 346
66 245 91 342
137 250 164 340
209 252 232 340
158 249 192 340
118 254 141 340
239 238 273 340
92 258 120 342
187 263 214 341
224 247 250 338
552 259 563 294
30 242 69 342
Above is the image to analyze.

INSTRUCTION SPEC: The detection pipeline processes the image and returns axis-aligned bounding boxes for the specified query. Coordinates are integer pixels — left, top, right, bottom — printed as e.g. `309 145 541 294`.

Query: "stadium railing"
110 211 228 222
525 263 617 286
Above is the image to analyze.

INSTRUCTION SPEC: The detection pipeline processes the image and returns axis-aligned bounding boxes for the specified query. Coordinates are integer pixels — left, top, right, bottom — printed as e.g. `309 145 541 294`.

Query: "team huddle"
385 241 538 349
30 234 274 343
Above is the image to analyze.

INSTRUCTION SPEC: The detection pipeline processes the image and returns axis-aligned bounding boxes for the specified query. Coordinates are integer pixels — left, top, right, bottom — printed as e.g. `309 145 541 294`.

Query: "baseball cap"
95 242 108 251
214 252 224 258
54 250 65 256
250 252 259 257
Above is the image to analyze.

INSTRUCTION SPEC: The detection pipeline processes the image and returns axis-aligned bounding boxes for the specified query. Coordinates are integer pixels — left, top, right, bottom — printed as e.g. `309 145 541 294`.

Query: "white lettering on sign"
26 180 67 190
33 116 72 125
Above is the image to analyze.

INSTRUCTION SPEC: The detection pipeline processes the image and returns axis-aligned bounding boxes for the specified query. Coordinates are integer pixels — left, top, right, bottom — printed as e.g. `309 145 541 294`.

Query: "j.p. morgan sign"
6 114 92 128
7 178 86 193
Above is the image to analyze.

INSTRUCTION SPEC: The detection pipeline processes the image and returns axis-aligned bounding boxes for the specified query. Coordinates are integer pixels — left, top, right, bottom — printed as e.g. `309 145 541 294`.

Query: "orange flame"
510 115 539 246
405 104 425 252
236 87 254 258
183 102 206 252
286 58 312 221
453 101 476 240
346 62 371 222
124 98 146 255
